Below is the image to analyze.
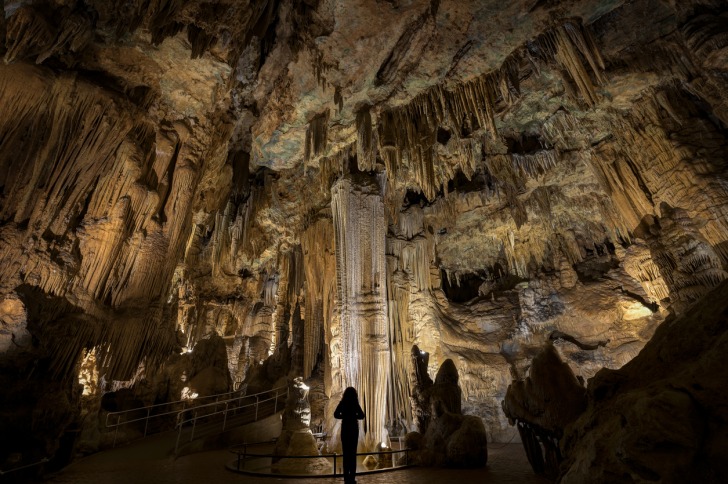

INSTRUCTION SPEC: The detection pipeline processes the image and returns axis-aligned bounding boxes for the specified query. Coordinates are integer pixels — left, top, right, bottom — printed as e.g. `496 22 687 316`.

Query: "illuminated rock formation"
330 175 389 449
560 280 728 483
272 377 331 474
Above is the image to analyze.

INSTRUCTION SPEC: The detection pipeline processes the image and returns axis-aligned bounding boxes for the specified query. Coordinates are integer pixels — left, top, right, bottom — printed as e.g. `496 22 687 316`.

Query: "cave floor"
46 436 548 484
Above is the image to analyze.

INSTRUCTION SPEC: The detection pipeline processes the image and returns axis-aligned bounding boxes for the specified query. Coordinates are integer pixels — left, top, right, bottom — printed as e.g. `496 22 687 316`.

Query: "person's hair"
341 386 359 404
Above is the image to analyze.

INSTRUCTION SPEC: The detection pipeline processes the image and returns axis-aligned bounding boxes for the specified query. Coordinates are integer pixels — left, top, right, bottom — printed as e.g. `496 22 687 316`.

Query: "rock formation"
272 377 331 474
406 357 488 468
0 0 727 477
502 342 588 478
559 279 728 483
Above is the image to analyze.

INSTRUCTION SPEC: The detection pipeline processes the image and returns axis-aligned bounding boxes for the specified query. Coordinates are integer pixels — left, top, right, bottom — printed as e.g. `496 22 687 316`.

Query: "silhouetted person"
334 387 365 484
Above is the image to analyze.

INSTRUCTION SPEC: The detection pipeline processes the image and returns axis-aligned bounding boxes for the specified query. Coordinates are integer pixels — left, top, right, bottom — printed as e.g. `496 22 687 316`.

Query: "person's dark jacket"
334 399 365 435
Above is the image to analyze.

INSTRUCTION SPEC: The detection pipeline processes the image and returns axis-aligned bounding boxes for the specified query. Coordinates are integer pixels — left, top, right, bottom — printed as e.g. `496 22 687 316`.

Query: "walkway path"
47 439 549 484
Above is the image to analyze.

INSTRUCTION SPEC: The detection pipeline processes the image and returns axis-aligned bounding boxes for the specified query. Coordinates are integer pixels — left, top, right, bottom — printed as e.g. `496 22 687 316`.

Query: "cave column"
331 176 390 449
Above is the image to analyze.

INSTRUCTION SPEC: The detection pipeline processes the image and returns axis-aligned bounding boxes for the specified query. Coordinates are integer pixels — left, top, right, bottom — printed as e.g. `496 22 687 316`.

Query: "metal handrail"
0 458 49 476
174 384 289 454
104 384 280 447
105 384 248 428
174 384 288 426
230 447 410 475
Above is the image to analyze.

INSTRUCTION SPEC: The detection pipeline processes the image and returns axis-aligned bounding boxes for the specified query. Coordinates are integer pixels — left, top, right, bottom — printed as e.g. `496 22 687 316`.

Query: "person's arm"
334 401 344 419
356 402 365 420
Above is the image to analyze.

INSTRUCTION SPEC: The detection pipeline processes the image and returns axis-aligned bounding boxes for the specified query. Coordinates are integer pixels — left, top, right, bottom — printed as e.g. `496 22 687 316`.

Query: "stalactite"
318 143 354 193
356 106 377 172
0 64 132 236
511 150 559 178
36 12 92 64
639 205 728 312
46 304 176 382
264 273 279 308
594 85 728 261
285 245 305 304
210 200 234 277
376 75 496 201
3 6 55 63
302 219 336 379
77 198 130 300
371 20 604 201
384 204 434 433
622 244 670 303
529 20 605 106
387 237 433 294
187 24 217 59
304 109 330 163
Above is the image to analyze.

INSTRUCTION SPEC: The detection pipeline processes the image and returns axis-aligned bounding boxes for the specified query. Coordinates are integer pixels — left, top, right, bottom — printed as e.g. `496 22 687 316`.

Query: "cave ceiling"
1 0 728 461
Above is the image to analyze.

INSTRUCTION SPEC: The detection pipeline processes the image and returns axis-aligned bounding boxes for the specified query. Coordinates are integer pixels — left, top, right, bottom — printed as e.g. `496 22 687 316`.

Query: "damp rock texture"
502 343 588 478
559 279 728 483
0 0 727 474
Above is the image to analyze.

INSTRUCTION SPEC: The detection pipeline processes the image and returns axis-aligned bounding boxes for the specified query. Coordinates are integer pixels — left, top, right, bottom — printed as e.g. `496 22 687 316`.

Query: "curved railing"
173 384 289 454
228 440 411 477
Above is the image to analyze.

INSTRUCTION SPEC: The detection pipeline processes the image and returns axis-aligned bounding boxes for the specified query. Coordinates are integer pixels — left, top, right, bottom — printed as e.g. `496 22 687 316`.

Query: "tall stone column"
331 175 390 449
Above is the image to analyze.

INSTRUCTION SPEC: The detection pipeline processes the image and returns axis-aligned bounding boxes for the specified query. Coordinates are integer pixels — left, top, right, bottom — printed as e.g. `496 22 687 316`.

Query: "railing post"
190 412 197 442
273 389 278 413
113 414 121 447
223 402 228 431
143 407 151 437
175 424 182 455
255 395 259 420
333 453 337 475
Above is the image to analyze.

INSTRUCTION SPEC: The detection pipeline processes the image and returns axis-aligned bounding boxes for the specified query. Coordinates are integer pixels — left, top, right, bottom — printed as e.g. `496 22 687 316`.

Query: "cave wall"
0 0 727 469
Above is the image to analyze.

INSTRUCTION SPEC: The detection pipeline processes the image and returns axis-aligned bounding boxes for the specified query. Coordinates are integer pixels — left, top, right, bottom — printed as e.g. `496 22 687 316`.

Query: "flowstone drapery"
331 175 390 449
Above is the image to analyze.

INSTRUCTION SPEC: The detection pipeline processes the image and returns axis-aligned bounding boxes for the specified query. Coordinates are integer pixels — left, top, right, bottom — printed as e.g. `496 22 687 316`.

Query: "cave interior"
1 0 728 482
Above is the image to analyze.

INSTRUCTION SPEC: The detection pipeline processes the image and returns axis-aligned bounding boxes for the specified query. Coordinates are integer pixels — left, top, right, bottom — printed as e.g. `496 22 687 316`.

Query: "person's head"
342 386 359 404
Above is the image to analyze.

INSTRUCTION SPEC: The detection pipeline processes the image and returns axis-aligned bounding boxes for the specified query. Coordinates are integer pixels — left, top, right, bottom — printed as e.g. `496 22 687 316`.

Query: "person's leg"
343 445 353 482
342 432 357 483
343 452 351 483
